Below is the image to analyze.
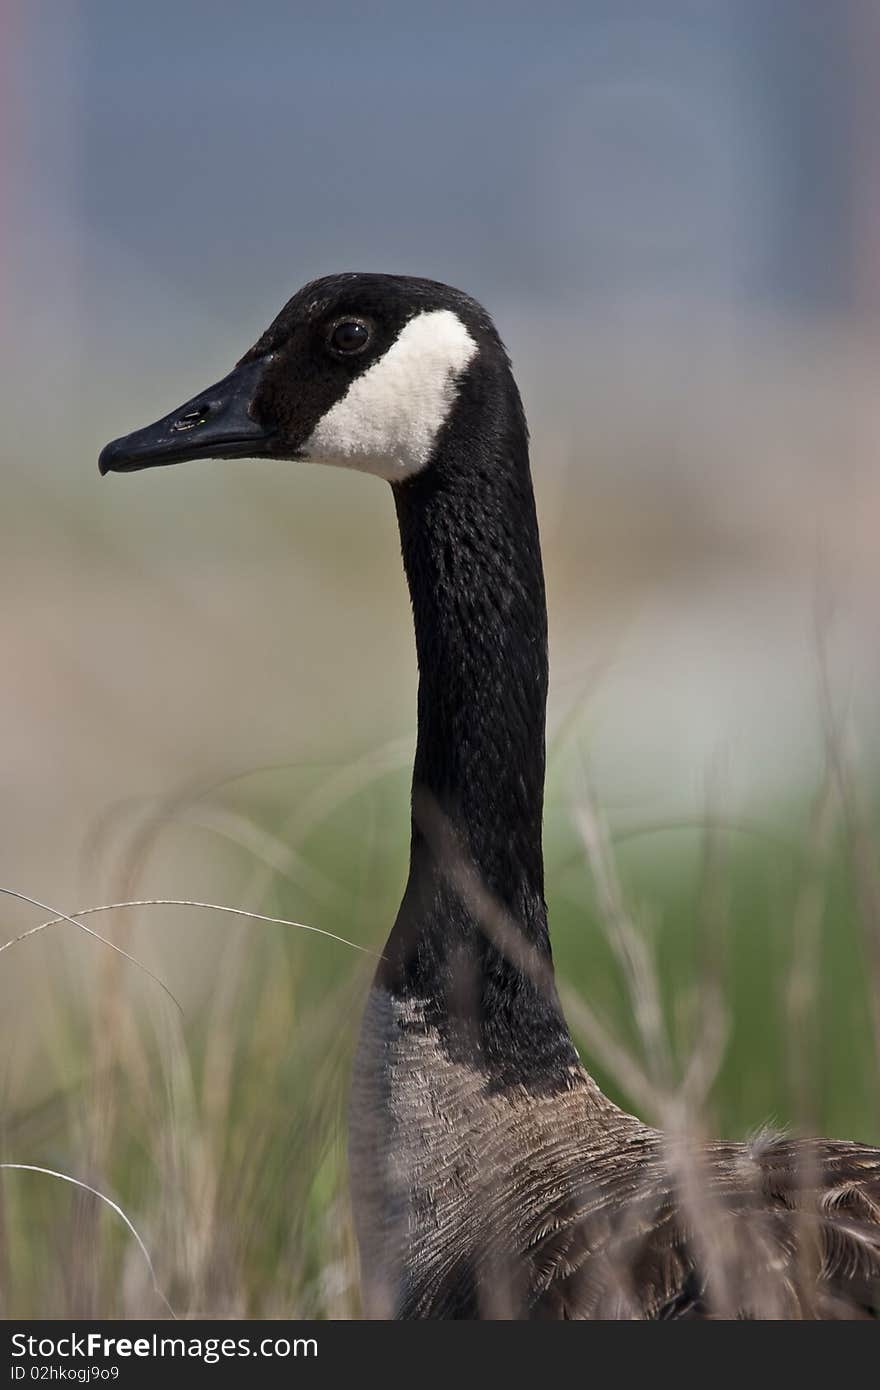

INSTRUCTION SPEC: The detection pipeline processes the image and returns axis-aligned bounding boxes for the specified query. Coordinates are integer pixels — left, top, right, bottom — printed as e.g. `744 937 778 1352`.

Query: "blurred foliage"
1 746 877 1318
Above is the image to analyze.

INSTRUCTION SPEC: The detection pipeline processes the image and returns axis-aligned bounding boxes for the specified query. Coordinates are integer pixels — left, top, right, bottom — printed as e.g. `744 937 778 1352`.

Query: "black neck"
380 349 577 1083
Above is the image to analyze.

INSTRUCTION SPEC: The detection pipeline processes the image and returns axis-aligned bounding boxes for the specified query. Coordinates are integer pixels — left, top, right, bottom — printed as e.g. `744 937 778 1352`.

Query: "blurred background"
2 0 880 1317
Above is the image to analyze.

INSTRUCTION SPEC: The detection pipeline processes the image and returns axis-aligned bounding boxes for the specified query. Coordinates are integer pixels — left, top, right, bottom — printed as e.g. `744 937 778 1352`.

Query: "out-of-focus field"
2 307 879 1316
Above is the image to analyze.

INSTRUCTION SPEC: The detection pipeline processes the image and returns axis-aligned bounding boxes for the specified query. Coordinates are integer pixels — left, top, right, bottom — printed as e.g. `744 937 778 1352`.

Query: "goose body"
100 273 880 1318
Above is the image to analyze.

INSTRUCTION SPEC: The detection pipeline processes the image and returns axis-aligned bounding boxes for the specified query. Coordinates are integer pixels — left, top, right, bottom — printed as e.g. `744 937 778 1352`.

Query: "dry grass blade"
414 791 658 1113
414 791 557 998
813 584 880 1092
0 887 183 1013
554 816 803 882
786 767 837 1129
572 771 748 1314
556 982 657 1115
574 793 674 1093
0 1163 174 1318
677 777 732 1112
1 897 383 962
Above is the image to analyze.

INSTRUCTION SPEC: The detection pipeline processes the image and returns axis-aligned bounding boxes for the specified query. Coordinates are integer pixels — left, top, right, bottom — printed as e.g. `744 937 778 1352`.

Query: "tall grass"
1 717 878 1318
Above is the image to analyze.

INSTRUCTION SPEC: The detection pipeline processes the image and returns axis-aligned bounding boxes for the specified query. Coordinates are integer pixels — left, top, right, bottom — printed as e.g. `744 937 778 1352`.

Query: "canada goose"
99 273 880 1319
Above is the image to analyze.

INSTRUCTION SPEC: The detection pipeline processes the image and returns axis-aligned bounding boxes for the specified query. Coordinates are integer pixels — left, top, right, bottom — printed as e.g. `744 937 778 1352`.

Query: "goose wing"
529 1133 880 1319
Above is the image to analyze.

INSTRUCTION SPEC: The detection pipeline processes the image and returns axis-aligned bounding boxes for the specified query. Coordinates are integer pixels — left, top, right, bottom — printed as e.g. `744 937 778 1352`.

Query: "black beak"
98 357 276 476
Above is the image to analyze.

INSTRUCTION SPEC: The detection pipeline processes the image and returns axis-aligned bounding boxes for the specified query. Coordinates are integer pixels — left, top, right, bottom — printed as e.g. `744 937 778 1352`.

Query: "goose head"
98 273 503 482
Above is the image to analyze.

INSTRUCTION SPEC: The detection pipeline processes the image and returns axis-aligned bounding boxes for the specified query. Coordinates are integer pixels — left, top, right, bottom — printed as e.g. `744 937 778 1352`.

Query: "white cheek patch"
302 309 477 480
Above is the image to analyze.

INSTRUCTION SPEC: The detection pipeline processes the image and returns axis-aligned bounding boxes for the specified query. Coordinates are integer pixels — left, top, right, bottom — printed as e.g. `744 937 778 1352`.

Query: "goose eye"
330 320 370 355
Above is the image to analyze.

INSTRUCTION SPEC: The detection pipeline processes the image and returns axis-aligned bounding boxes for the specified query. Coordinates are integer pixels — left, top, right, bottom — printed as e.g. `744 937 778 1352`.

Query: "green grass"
1 750 878 1318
